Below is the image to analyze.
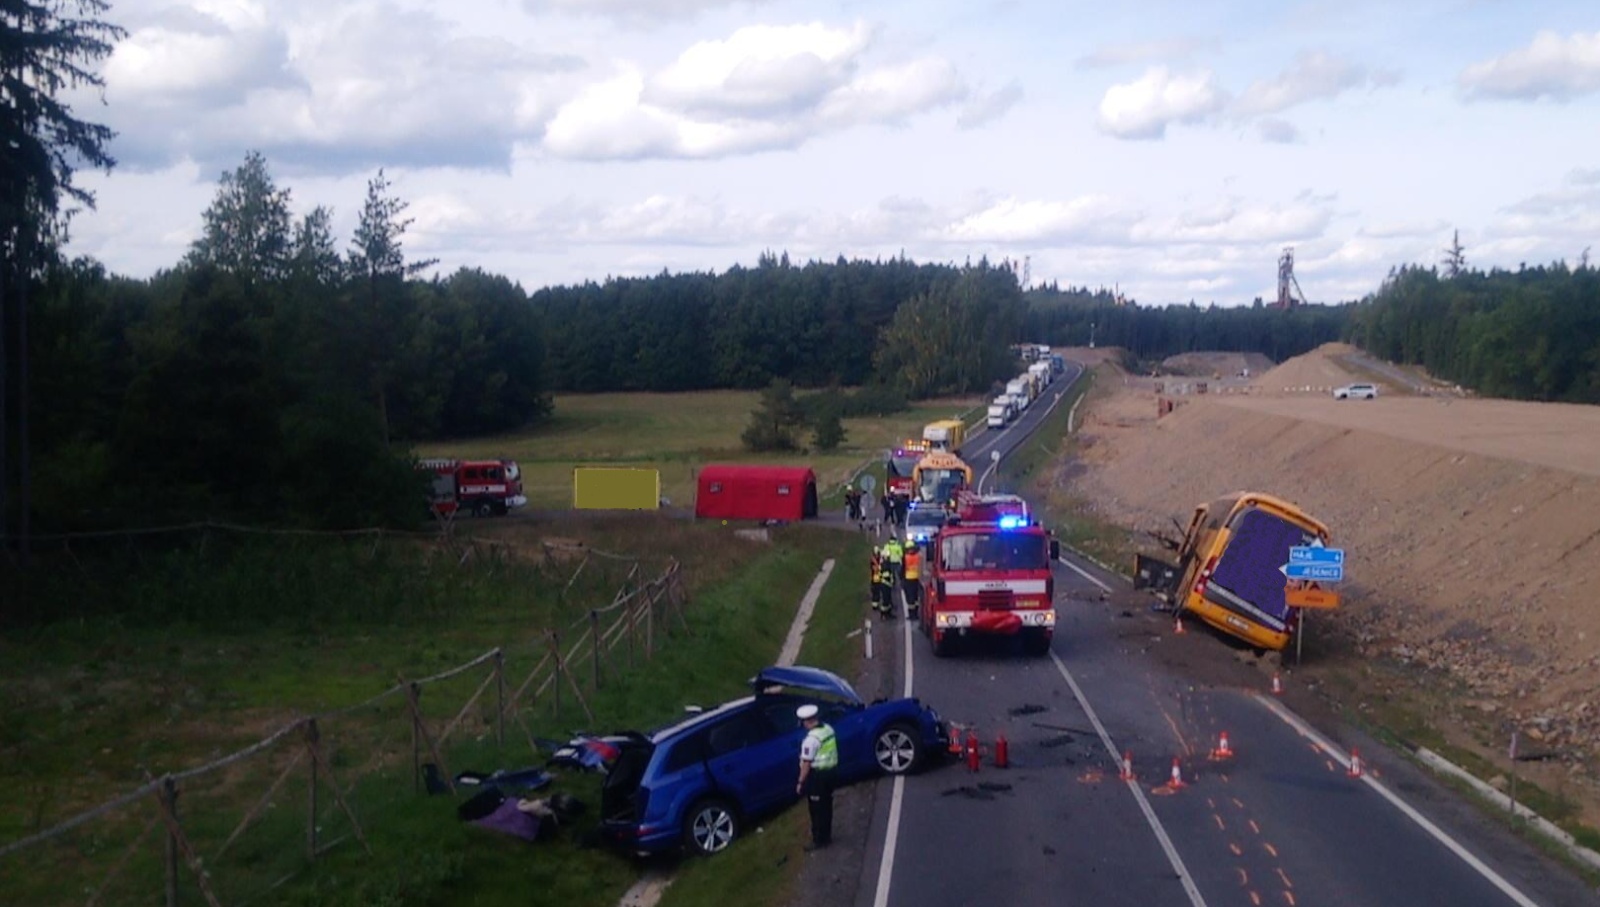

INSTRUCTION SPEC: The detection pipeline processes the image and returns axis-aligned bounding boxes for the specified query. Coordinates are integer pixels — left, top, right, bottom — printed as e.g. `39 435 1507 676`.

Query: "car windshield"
940 532 1047 571
908 509 944 527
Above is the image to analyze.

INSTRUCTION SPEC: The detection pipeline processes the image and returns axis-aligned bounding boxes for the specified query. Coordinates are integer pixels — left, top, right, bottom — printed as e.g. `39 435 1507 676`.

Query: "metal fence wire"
0 561 690 907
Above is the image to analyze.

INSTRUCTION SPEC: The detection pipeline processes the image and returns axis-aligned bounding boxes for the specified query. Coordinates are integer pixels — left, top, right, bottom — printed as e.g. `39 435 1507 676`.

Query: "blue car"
599 665 945 856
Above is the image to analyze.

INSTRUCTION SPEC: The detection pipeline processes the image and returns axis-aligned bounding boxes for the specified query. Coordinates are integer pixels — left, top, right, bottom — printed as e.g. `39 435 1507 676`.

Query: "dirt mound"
1252 342 1361 393
1161 351 1272 378
1068 376 1600 812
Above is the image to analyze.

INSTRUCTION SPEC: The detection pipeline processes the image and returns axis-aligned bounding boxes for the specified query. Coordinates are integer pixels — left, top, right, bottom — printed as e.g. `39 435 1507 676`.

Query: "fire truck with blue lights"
916 492 1060 657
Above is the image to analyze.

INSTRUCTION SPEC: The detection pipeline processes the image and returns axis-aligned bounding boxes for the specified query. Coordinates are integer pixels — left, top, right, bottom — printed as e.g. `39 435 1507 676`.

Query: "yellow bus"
1134 492 1332 651
911 451 974 505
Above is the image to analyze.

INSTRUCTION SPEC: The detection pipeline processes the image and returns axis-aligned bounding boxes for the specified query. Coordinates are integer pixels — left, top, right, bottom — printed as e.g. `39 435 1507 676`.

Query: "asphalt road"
844 362 1596 907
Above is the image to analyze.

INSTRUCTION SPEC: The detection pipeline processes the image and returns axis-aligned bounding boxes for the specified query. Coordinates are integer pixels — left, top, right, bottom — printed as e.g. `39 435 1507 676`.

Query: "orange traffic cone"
965 730 981 773
1169 757 1186 788
1119 750 1135 781
1211 731 1234 761
1173 614 1186 635
1348 748 1364 778
1271 672 1283 696
994 734 1010 769
947 724 963 755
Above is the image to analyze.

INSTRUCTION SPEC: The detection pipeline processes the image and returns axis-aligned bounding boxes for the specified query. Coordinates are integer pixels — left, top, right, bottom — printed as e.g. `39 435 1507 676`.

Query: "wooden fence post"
590 610 602 691
549 632 562 719
162 778 178 907
494 650 506 749
306 719 319 861
409 681 421 794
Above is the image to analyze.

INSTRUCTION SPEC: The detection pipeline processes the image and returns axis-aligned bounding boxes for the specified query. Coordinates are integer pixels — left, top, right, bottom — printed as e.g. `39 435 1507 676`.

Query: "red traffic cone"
1173 614 1187 634
1271 672 1283 695
947 724 963 755
1348 748 1364 778
1169 757 1186 788
1211 731 1234 760
965 730 981 773
994 734 1009 769
1119 750 1135 781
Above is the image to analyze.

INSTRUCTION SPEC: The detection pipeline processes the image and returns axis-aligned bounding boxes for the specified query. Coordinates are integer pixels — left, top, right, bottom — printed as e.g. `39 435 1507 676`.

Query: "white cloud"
545 27 969 161
1075 37 1214 70
956 79 1024 130
1460 31 1600 101
941 196 1138 244
521 0 773 25
1132 199 1334 244
1360 220 1447 239
1233 50 1396 117
645 22 871 117
1095 67 1227 140
1256 117 1301 143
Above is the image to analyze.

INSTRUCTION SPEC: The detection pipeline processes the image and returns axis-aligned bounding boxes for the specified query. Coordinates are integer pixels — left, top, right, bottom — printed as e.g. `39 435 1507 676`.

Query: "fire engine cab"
419 458 528 518
917 492 1060 657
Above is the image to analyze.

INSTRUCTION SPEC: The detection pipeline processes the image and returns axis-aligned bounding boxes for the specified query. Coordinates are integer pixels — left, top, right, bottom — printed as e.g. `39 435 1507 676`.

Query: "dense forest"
1021 284 1351 364
1347 263 1600 403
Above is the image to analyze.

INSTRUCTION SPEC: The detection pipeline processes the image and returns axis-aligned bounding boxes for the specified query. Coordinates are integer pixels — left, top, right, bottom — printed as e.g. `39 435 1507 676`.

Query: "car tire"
474 500 494 518
874 723 922 775
683 798 739 856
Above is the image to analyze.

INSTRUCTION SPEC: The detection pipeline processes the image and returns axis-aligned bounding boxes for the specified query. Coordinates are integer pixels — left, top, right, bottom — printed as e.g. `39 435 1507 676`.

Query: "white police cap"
796 704 819 720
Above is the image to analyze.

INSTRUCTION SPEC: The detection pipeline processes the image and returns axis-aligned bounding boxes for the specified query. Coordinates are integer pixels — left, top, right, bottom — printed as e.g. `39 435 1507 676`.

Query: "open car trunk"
600 740 653 823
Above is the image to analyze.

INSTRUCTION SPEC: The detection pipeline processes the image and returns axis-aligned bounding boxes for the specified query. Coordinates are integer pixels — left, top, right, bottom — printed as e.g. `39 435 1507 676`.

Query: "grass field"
417 390 986 509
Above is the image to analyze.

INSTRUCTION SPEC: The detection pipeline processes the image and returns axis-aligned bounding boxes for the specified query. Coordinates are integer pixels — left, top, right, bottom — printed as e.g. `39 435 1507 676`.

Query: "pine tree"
741 379 805 451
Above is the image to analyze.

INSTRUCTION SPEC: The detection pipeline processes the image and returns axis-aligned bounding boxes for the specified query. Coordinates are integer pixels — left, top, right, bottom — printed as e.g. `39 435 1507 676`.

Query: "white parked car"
1333 383 1378 400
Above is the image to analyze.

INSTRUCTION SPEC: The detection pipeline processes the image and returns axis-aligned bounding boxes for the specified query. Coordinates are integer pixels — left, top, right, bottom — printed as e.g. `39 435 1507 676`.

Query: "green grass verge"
417 390 983 509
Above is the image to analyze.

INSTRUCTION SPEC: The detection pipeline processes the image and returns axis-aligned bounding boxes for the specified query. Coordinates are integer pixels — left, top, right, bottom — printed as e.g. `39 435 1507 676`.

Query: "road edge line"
1413 748 1600 873
1252 693 1543 907
1051 651 1209 907
870 590 916 907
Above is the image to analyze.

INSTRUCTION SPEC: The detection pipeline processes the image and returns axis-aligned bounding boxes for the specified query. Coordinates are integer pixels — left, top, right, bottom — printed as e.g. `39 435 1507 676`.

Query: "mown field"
418 390 986 509
2 385 926 907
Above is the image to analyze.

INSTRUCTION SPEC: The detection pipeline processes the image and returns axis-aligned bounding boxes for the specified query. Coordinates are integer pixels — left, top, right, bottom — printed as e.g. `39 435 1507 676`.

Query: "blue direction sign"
1289 544 1344 566
1283 563 1344 582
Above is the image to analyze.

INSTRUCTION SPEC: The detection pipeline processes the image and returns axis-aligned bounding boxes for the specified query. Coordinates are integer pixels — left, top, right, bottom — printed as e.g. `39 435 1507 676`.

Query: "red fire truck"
885 441 926 498
419 458 528 518
916 493 1060 657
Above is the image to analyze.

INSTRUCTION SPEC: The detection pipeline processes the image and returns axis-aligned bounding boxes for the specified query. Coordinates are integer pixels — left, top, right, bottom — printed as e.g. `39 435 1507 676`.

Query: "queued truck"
1005 379 1029 409
1133 492 1335 651
918 492 1060 657
923 419 966 455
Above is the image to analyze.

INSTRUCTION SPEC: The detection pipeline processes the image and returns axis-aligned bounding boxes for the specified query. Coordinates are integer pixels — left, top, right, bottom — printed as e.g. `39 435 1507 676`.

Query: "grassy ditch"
0 516 866 907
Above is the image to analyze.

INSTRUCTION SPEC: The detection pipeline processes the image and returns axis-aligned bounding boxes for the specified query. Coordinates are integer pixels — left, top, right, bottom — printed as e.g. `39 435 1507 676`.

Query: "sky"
57 0 1600 305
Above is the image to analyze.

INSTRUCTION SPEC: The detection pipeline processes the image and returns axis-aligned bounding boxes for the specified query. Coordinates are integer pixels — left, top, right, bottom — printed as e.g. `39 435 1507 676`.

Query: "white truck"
986 402 1009 429
1005 379 1029 408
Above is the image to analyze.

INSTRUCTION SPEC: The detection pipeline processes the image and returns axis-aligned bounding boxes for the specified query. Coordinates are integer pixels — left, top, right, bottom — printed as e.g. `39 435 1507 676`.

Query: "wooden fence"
0 560 689 907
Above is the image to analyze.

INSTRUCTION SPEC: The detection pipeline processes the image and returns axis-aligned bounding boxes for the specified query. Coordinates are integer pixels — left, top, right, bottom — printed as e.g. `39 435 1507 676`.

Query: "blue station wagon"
600 666 945 856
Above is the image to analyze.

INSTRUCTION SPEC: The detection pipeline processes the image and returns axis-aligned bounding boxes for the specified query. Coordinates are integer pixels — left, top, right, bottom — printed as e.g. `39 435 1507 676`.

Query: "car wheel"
875 723 922 775
684 799 739 856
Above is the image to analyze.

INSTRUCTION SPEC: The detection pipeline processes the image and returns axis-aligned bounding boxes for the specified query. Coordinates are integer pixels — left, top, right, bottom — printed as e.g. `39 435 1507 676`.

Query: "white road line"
871 603 916 907
1051 651 1209 907
1253 694 1544 907
777 559 835 668
1056 555 1114 593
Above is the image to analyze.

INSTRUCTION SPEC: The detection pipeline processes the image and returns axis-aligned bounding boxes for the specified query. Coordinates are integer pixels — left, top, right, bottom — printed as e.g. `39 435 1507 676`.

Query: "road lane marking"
1253 694 1543 907
1057 555 1114 593
870 594 916 907
1051 650 1209 907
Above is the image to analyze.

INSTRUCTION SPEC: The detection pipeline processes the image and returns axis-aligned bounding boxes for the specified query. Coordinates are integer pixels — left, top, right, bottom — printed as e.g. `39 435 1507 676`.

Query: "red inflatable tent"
695 465 818 522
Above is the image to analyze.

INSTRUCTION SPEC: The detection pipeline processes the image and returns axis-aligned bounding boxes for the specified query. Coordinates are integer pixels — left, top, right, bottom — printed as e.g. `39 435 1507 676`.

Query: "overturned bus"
1133 492 1333 651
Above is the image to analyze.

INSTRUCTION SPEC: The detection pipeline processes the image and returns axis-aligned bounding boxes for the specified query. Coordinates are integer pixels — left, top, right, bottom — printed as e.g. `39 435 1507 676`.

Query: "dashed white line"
1050 650 1209 907
1057 555 1114 593
870 603 916 907
1253 694 1543 907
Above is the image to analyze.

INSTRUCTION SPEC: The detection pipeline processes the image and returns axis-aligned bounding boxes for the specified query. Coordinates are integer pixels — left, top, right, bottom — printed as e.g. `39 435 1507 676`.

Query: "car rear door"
704 710 800 815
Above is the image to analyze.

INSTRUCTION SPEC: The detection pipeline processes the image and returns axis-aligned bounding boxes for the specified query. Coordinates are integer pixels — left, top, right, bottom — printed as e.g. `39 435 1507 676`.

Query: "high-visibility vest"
807 724 839 770
883 540 904 565
903 549 922 580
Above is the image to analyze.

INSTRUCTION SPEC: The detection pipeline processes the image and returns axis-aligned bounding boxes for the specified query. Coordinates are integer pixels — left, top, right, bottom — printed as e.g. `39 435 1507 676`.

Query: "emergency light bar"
997 515 1027 530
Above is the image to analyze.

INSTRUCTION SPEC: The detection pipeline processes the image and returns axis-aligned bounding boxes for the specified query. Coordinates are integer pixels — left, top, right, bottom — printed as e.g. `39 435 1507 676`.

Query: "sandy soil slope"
1066 344 1600 817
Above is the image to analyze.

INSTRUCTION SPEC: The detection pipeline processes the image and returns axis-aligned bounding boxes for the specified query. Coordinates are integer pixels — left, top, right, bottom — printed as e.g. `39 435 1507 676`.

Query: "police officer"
902 541 923 619
881 535 905 585
795 704 838 850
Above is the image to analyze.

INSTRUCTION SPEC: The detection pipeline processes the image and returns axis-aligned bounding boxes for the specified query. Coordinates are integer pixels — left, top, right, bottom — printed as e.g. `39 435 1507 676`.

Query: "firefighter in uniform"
795 704 838 850
902 541 922 619
874 546 896 619
869 546 885 614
